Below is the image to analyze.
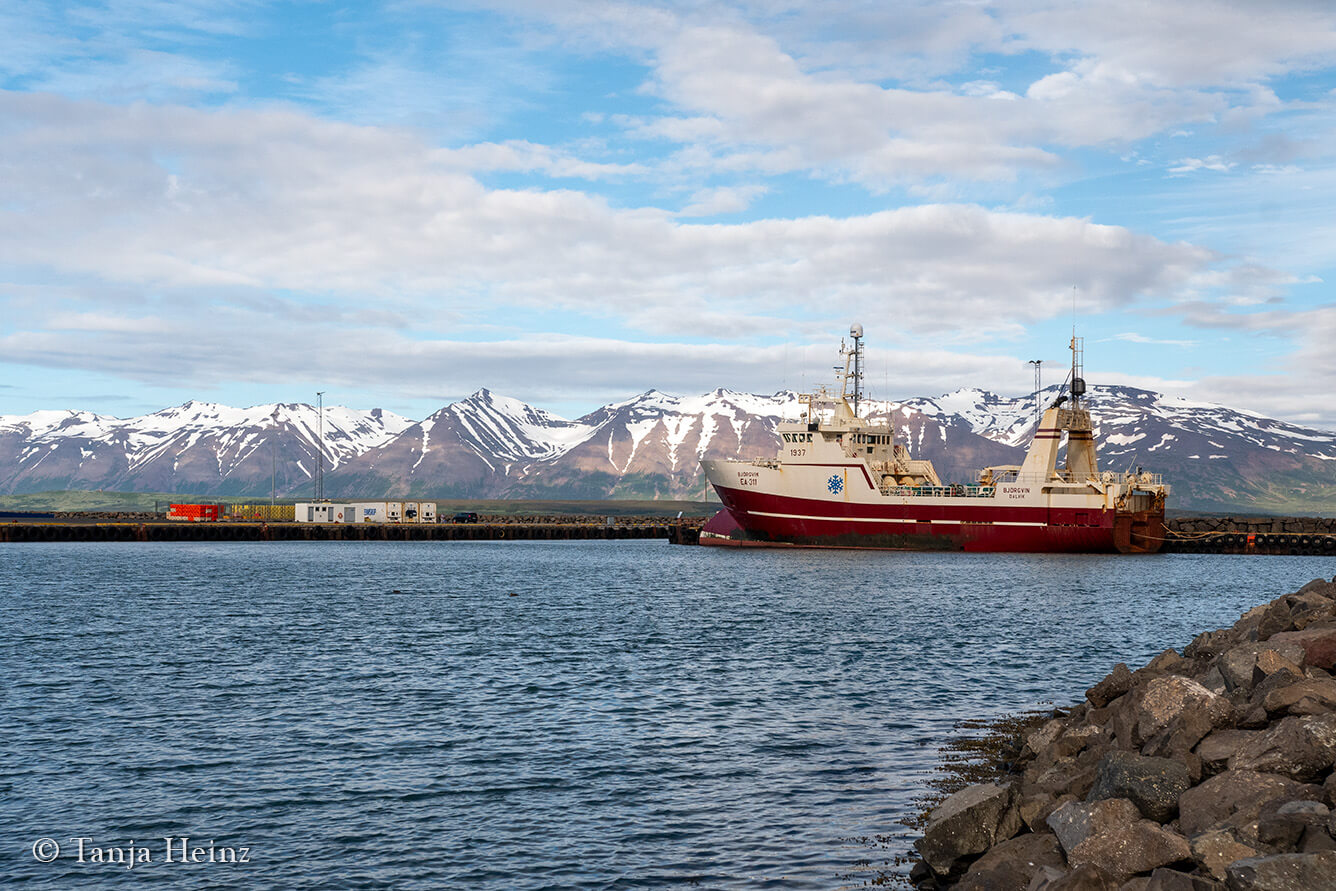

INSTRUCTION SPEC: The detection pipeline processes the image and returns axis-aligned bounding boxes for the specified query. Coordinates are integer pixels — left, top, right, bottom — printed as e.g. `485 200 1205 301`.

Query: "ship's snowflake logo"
827 474 844 494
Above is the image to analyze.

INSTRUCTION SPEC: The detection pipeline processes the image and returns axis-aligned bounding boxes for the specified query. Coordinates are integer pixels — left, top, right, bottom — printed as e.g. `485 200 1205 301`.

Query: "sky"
3 1 1336 428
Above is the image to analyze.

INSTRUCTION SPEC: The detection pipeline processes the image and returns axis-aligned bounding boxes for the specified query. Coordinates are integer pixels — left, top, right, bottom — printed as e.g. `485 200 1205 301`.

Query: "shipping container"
167 503 222 522
226 504 296 522
294 503 357 523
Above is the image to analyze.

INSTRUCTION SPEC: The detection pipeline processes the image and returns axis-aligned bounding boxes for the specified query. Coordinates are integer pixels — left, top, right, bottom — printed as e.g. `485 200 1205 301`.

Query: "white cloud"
0 92 1281 406
677 184 767 216
1168 155 1237 174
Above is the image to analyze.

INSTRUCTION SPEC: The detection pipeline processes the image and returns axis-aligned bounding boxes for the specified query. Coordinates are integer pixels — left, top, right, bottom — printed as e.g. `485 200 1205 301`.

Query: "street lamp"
315 391 325 501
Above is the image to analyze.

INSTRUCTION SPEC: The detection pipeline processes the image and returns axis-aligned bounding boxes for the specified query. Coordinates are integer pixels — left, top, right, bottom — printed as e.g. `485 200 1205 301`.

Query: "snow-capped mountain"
2 385 1334 514
0 401 410 496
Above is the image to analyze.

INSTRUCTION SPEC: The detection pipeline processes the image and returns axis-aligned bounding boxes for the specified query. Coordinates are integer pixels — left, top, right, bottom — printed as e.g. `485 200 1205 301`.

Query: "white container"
295 502 356 523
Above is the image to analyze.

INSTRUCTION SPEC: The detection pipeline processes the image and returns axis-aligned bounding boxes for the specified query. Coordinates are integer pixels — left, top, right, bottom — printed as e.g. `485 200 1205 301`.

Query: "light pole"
270 407 280 508
315 391 325 501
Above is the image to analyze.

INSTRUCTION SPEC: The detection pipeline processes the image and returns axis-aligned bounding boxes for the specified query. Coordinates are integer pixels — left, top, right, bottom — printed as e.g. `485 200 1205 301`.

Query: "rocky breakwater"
912 576 1336 890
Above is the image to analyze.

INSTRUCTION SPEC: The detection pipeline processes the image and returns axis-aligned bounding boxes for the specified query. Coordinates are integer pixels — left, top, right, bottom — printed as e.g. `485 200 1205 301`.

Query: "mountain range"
2 386 1334 515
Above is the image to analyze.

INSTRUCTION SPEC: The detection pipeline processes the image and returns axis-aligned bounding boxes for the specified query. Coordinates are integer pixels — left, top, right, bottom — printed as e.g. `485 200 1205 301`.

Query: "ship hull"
701 486 1165 554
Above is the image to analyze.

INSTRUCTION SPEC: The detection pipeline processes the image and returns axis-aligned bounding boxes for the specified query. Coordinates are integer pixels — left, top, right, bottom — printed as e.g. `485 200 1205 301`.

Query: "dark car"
451 512 480 524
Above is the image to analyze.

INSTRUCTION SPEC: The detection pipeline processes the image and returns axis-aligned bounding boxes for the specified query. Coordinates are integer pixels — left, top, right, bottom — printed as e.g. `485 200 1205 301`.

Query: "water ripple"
2 541 1329 888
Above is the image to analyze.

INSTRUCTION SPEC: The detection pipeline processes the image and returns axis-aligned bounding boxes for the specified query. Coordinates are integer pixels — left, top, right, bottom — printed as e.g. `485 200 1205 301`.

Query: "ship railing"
982 470 1166 487
884 484 997 498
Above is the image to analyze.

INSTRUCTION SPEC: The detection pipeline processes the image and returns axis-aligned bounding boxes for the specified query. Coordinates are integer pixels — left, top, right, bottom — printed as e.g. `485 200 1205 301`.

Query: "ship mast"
1069 334 1085 409
845 323 864 415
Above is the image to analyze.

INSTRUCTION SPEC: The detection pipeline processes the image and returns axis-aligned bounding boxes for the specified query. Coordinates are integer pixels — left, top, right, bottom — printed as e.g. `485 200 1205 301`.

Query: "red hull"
704 486 1164 553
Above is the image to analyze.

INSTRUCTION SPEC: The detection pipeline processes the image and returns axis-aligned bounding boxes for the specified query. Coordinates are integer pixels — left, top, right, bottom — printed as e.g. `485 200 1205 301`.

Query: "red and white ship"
699 326 1169 553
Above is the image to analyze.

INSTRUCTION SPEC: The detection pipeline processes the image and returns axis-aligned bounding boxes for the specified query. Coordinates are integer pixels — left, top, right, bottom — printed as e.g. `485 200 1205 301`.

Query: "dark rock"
1299 824 1336 853
1143 868 1225 890
909 858 934 884
958 832 1066 891
1135 676 1232 744
1223 850 1336 890
1232 604 1270 639
1248 668 1305 712
1178 771 1313 836
1020 791 1074 832
1067 820 1192 880
1261 678 1336 716
1237 705 1270 729
916 783 1012 875
1148 649 1189 674
1228 714 1336 782
1030 863 1119 890
1296 578 1336 600
1199 665 1228 696
1257 601 1295 641
1186 629 1242 661
1089 664 1136 708
1196 730 1264 773
1252 650 1305 687
1027 719 1067 758
1219 642 1308 694
1269 623 1336 671
1033 758 1100 800
1047 798 1141 853
1087 751 1192 823
1189 829 1259 881
1256 800 1330 848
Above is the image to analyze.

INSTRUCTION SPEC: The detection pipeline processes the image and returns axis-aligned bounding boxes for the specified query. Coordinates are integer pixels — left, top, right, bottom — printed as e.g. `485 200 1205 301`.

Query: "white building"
294 502 438 524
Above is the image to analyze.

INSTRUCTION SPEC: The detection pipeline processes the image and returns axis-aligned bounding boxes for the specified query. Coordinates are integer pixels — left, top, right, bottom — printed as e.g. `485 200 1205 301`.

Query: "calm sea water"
2 541 1332 889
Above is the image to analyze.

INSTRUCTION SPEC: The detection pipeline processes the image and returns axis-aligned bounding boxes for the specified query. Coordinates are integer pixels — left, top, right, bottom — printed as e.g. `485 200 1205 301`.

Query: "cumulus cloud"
0 91 1289 412
482 1 1332 188
0 92 1237 319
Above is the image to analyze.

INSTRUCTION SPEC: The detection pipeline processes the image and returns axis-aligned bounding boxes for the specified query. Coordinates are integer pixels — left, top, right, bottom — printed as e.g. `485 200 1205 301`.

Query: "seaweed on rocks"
906 575 1336 891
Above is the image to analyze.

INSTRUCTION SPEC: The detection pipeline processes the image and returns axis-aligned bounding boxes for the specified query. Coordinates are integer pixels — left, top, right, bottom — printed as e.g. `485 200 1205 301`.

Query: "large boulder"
1189 829 1258 881
1268 623 1336 671
1028 863 1119 890
1256 799 1331 849
1087 663 1135 708
1136 677 1234 757
1178 771 1314 836
1217 642 1307 694
915 783 1013 875
1026 718 1068 758
1228 714 1336 782
954 831 1064 890
1046 798 1141 854
1086 751 1191 823
1223 850 1336 890
1066 820 1192 880
1144 869 1226 890
1261 678 1336 716
1195 730 1263 773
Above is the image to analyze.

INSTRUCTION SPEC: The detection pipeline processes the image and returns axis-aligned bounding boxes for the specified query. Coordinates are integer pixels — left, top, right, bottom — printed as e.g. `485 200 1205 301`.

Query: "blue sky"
3 0 1336 426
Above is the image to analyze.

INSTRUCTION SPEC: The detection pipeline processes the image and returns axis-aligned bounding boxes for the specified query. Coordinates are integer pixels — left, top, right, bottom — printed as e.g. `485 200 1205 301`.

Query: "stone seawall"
910 577 1336 890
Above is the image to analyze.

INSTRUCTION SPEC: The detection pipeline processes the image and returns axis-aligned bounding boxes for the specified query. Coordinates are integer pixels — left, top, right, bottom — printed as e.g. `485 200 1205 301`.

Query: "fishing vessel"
698 326 1168 553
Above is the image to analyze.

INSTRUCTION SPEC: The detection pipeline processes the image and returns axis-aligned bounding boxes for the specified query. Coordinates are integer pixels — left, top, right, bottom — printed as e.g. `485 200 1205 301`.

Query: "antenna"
849 323 863 415
1069 337 1085 409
